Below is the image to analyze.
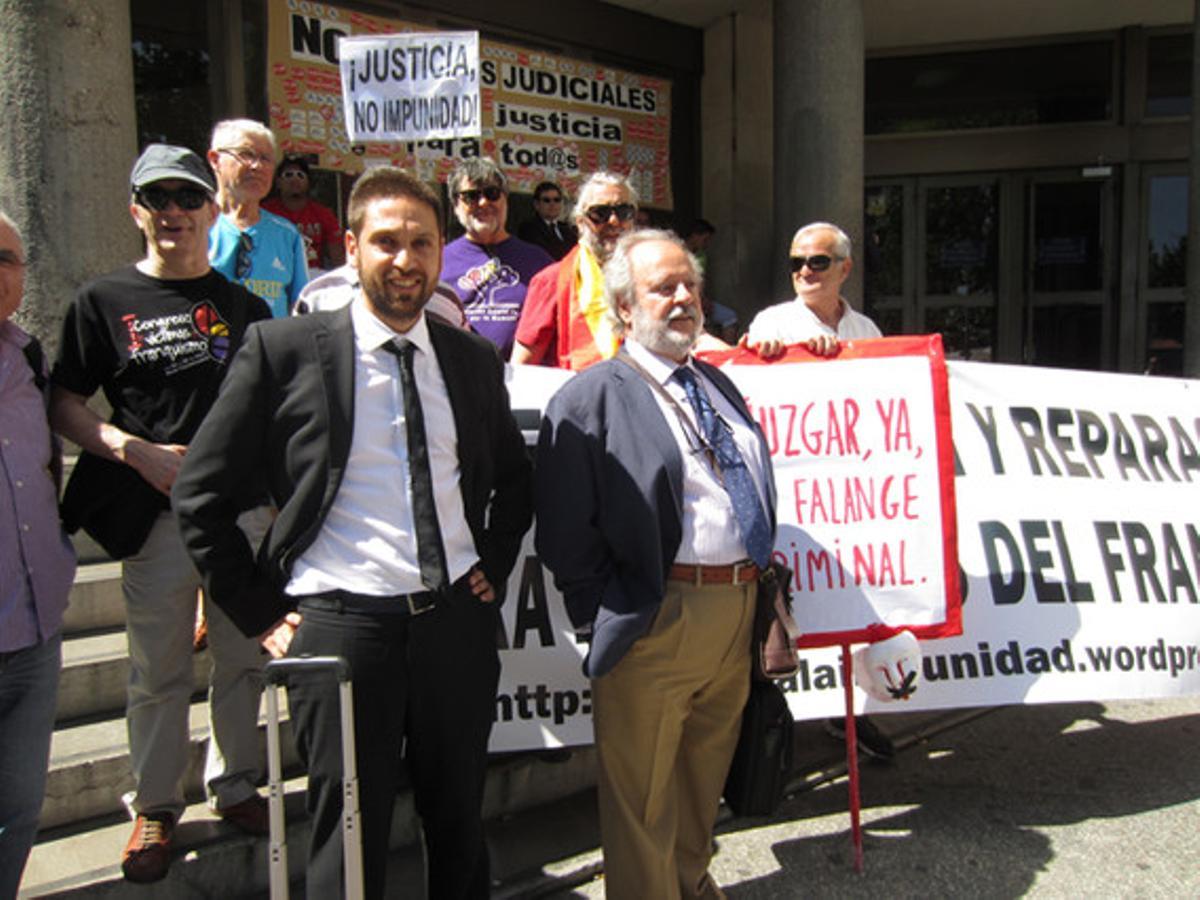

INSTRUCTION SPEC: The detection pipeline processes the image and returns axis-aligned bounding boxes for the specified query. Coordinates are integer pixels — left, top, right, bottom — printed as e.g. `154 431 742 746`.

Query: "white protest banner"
339 31 480 142
491 356 1200 751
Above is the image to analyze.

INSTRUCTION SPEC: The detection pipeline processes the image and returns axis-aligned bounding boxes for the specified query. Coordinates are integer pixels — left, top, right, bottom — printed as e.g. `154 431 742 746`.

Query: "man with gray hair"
745 220 895 762
207 119 308 316
0 210 76 898
536 229 776 897
746 220 881 355
512 170 638 370
440 157 552 359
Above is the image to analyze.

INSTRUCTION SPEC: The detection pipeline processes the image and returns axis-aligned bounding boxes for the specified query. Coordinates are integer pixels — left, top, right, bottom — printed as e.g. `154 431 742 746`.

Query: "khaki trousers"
592 579 755 899
122 509 270 818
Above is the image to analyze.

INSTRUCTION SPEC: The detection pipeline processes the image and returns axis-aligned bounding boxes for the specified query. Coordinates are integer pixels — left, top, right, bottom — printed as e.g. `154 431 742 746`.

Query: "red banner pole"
841 642 864 872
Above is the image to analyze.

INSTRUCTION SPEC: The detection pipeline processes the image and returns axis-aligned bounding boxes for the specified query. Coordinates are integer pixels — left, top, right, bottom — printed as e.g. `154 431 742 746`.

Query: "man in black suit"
517 180 578 260
173 167 533 899
535 229 776 898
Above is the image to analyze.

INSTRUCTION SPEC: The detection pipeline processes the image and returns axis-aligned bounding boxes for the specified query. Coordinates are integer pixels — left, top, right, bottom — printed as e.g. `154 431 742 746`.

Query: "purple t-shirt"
441 236 553 359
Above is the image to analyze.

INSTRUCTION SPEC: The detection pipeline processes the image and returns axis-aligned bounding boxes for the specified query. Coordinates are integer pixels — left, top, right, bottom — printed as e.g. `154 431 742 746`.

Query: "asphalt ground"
533 696 1200 899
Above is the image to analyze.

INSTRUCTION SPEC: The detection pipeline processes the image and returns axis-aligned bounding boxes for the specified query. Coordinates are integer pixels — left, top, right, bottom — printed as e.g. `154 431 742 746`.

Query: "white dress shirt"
747 296 882 345
624 338 769 566
287 298 477 597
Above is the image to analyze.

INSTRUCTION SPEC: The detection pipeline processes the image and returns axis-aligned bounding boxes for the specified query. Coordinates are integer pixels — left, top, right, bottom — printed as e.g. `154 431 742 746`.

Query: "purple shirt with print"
440 235 552 360
0 320 75 652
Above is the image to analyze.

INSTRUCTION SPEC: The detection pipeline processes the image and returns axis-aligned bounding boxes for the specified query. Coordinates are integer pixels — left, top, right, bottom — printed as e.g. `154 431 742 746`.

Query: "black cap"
130 144 216 194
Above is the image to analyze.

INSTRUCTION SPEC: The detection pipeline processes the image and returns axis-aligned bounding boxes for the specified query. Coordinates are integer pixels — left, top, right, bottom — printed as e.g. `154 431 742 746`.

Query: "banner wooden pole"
841 642 864 872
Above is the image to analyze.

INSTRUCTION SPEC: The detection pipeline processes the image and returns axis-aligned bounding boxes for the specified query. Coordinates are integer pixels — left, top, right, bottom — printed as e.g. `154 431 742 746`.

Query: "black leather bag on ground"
60 451 168 559
723 679 795 817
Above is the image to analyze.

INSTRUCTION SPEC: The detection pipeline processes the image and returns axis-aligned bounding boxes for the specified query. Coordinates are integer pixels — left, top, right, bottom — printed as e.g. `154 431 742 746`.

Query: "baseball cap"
130 144 216 194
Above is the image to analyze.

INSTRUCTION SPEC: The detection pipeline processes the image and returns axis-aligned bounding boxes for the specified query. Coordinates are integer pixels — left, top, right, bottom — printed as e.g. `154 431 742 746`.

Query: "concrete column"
0 0 140 352
773 0 864 303
1185 0 1200 376
701 0 775 326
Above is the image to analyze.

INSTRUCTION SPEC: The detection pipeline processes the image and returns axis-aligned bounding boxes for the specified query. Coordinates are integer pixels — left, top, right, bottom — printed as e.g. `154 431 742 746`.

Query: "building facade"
1 0 1194 375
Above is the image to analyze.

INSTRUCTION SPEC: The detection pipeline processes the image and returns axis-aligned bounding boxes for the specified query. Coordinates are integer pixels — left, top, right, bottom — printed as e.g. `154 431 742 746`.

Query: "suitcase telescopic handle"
265 655 352 685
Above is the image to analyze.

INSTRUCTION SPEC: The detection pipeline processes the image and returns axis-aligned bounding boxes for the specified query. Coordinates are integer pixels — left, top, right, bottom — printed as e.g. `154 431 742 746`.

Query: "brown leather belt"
667 561 760 586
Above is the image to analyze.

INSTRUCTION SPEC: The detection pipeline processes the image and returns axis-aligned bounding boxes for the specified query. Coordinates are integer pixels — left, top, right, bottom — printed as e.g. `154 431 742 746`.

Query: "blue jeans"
0 634 61 900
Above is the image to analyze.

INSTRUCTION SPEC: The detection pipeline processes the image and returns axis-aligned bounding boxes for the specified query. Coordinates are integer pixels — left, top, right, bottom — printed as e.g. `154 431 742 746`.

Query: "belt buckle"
407 593 434 616
731 562 744 585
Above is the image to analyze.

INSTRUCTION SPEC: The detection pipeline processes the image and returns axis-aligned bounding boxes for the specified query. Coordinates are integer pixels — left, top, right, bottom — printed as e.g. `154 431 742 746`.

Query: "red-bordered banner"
699 335 961 647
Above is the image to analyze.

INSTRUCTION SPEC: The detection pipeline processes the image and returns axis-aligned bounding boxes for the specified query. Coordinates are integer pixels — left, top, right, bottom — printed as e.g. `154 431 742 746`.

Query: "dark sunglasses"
235 232 254 279
456 186 504 204
584 203 636 226
537 194 563 204
789 254 840 273
136 185 210 212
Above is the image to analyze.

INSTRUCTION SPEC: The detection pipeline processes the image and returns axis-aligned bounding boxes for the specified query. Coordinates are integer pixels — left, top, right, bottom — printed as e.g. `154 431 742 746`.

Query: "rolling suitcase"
264 656 365 900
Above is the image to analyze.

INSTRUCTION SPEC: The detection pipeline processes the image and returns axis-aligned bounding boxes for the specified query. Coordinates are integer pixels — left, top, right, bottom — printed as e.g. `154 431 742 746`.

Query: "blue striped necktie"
673 365 772 567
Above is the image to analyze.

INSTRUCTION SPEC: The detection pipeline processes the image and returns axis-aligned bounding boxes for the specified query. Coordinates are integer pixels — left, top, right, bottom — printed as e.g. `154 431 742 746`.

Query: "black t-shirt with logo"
53 265 271 444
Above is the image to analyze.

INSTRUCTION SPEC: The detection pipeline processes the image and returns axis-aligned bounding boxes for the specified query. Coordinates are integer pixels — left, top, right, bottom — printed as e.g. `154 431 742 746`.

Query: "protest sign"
339 32 480 143
490 357 1200 751
702 336 961 646
266 0 674 206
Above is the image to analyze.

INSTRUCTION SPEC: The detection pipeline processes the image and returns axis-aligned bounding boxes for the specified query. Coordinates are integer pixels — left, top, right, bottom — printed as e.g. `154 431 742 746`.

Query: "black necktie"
384 340 449 592
673 366 773 568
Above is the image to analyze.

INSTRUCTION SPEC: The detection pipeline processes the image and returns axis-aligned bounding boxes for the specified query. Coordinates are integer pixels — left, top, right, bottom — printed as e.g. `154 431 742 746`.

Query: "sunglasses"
136 185 210 212
235 232 254 279
789 254 840 273
537 194 563 204
584 203 636 226
456 186 504 205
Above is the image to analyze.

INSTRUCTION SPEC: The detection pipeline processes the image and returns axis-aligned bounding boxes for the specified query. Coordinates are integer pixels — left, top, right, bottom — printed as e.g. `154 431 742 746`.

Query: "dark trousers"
286 581 499 899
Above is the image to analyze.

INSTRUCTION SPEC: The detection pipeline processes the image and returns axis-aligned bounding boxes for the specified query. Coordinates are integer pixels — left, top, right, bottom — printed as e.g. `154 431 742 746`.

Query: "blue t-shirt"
209 211 308 317
440 235 553 359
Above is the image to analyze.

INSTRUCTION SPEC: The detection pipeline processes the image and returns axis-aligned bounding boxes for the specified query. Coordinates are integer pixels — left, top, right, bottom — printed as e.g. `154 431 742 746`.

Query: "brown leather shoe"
217 794 269 835
121 812 174 883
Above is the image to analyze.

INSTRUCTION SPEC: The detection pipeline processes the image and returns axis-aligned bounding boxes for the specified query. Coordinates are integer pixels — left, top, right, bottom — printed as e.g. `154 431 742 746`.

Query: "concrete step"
23 749 600 899
22 778 311 899
62 562 123 635
43 698 300 831
56 631 210 724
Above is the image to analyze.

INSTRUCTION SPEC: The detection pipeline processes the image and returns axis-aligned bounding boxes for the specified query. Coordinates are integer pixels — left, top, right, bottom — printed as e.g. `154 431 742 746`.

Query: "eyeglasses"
537 194 563 204
217 147 275 167
235 232 254 279
789 254 841 273
455 186 504 205
136 185 211 212
584 203 636 226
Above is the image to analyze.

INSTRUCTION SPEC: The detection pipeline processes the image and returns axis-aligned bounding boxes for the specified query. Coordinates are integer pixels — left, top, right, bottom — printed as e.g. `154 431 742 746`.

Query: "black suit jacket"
173 305 533 638
534 353 776 677
517 218 578 261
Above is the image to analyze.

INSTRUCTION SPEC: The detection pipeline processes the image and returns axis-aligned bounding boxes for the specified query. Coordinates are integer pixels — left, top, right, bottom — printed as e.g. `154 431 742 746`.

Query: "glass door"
1023 173 1116 369
917 175 1002 361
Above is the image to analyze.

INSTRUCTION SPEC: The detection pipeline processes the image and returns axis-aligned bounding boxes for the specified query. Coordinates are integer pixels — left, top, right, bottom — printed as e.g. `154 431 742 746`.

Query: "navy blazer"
173 305 533 639
534 353 776 677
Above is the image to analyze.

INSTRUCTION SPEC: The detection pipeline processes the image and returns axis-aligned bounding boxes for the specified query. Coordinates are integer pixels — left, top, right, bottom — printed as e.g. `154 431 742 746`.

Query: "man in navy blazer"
535 229 776 899
174 167 532 899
